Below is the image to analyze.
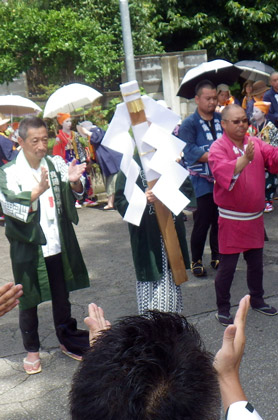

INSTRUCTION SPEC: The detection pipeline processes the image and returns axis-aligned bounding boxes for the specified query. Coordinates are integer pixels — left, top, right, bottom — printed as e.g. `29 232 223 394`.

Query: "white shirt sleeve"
226 401 263 420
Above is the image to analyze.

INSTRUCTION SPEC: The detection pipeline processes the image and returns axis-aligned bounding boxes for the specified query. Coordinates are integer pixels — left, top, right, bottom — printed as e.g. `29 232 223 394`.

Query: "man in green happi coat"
0 116 90 374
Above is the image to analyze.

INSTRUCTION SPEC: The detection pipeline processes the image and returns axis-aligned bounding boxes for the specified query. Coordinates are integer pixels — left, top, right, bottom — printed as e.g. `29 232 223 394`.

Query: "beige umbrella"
43 83 102 119
0 95 42 116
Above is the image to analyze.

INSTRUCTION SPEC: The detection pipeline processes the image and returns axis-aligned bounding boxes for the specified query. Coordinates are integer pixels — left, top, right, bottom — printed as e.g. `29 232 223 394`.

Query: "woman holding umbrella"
77 122 122 210
53 113 96 208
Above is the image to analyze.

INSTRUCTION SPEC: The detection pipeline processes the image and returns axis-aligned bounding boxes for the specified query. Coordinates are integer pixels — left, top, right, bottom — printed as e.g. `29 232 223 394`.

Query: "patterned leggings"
136 237 183 314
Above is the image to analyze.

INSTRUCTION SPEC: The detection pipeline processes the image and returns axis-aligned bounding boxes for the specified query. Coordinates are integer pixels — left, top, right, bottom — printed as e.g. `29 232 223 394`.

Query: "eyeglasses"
222 118 249 125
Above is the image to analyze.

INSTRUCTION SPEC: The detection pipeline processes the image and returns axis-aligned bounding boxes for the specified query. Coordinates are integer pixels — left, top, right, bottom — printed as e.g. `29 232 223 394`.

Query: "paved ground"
0 203 277 420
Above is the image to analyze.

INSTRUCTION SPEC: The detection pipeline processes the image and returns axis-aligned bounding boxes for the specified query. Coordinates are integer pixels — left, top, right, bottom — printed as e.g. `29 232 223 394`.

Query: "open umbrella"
235 60 275 83
43 83 102 119
177 59 242 99
0 95 42 116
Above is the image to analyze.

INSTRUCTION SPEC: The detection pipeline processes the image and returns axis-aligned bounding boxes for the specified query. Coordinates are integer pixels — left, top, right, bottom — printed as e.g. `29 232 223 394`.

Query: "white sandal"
23 358 42 375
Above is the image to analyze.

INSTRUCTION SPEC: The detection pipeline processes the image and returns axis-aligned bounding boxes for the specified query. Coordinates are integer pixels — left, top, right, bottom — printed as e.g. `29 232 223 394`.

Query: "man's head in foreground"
70 311 220 420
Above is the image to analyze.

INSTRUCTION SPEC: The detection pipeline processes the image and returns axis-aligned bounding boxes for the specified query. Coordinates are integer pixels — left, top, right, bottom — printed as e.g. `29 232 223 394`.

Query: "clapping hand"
245 140 255 162
84 303 111 346
0 282 23 317
68 159 86 183
213 295 250 411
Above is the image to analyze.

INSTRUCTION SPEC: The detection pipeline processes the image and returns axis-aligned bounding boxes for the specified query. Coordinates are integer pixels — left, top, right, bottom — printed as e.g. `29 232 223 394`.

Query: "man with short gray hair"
0 116 90 374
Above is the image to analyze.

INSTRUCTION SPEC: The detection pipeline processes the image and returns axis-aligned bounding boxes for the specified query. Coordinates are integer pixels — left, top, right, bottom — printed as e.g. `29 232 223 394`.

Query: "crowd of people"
1 71 278 419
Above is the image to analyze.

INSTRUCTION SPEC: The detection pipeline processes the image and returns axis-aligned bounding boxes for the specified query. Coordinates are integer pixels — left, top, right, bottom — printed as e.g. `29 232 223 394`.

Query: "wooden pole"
121 82 188 285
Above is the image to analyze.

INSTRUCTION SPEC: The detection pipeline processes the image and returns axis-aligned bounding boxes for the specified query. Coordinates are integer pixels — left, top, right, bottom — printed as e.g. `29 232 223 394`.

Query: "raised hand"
0 282 23 317
84 303 111 345
213 295 250 411
39 166 50 192
68 159 86 183
245 139 255 162
31 166 50 202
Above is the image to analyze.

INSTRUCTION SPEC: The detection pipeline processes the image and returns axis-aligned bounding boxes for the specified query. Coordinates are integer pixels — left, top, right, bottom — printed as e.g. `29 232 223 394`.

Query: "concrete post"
119 0 136 81
161 55 182 116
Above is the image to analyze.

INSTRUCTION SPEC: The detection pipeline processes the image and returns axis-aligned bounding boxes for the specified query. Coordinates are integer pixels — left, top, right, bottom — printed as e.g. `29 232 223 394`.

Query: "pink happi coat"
209 133 278 253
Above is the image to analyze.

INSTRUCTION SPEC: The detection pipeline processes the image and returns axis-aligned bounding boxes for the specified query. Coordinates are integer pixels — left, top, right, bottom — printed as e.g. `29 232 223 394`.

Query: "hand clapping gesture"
245 139 255 162
68 159 86 183
84 303 111 345
0 282 23 317
213 295 250 411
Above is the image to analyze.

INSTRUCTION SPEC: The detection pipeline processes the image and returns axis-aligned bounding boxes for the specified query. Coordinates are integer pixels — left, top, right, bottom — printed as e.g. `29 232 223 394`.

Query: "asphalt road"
0 203 277 420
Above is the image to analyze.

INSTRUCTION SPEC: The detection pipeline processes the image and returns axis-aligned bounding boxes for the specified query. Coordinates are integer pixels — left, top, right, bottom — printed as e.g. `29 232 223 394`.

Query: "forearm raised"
218 373 247 412
234 155 250 175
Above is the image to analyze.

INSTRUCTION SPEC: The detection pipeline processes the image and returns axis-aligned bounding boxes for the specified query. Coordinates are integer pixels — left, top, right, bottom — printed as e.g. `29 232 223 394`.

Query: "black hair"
70 311 220 420
195 80 217 96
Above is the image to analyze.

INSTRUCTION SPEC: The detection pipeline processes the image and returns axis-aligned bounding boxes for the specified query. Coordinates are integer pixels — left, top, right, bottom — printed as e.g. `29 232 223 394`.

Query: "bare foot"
23 352 41 375
84 303 111 345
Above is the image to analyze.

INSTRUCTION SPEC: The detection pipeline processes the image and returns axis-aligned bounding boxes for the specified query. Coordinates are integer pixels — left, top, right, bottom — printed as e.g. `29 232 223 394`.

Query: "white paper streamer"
102 94 189 226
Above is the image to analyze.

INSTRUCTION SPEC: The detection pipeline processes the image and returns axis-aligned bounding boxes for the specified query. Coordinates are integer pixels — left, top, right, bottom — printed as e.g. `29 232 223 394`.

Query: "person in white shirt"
0 117 90 375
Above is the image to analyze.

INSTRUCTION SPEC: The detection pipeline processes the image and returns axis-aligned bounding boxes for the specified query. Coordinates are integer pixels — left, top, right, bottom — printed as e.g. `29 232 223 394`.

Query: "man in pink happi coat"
209 104 278 326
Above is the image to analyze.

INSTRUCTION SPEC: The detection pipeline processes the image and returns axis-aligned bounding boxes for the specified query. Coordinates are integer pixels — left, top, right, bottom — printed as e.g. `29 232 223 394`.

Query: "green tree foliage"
0 1 123 90
0 0 162 91
1 0 278 92
69 0 163 55
149 0 278 67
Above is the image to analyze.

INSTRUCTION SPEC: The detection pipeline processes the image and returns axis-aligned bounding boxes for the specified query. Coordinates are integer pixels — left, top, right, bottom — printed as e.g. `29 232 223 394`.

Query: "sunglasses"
223 118 249 125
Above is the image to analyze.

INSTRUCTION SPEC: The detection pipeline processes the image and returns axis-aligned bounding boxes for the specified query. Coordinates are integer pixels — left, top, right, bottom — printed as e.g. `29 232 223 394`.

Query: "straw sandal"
190 260 207 277
60 345 82 361
23 358 42 375
210 259 220 269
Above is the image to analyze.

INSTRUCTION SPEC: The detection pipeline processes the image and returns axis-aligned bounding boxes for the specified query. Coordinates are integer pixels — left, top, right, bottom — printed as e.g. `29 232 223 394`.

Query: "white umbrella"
177 59 242 99
43 83 102 119
0 95 42 116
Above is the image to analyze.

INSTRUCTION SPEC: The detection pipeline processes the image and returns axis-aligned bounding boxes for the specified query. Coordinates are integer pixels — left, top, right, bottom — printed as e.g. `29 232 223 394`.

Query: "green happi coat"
0 152 89 310
114 155 190 283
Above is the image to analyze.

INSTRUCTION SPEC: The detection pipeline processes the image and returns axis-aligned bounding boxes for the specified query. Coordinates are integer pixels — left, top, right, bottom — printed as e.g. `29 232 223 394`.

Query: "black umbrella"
177 59 242 99
235 60 275 83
